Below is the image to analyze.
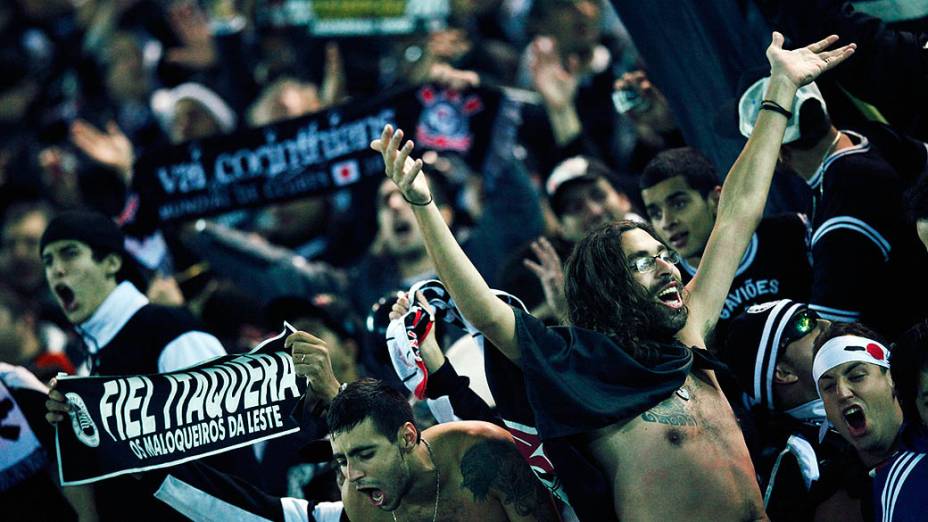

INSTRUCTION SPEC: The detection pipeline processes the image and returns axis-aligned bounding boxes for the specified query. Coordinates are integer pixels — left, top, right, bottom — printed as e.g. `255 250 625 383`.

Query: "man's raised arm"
682 33 855 342
370 126 520 361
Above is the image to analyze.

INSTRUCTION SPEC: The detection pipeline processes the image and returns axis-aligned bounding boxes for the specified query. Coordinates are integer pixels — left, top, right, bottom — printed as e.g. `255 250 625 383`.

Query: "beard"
647 293 689 338
657 303 688 335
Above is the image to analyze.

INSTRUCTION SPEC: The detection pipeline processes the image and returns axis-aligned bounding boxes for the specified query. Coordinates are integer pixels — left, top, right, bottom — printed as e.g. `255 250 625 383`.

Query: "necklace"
811 131 843 183
392 438 440 522
811 132 843 216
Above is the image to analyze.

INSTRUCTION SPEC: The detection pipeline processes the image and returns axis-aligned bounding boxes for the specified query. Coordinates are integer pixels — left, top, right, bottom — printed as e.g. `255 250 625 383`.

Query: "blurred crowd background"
3 0 928 518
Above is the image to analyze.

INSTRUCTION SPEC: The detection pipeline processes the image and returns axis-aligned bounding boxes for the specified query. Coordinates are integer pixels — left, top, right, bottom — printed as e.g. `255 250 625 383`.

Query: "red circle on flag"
866 343 885 361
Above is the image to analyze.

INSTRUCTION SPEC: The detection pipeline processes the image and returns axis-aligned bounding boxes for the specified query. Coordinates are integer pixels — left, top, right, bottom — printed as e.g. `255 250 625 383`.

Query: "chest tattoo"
640 394 698 427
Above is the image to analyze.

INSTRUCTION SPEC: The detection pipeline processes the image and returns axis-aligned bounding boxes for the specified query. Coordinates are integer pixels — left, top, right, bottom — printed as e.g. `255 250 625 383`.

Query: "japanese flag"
331 160 360 186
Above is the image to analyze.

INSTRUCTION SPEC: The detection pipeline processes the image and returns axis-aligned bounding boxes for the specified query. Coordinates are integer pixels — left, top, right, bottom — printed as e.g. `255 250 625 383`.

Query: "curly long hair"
563 220 685 365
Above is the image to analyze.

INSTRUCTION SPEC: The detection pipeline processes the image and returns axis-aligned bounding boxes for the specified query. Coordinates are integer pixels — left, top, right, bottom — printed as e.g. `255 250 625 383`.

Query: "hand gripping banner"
55 325 302 485
384 280 568 504
385 279 529 400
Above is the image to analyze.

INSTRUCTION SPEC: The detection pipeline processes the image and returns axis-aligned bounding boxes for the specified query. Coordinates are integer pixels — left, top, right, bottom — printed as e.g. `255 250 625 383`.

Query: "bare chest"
636 373 740 446
584 373 764 520
386 481 509 522
588 372 739 446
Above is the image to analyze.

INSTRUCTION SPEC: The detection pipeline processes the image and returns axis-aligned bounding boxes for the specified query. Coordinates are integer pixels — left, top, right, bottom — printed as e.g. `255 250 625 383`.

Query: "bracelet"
402 193 433 206
760 100 793 119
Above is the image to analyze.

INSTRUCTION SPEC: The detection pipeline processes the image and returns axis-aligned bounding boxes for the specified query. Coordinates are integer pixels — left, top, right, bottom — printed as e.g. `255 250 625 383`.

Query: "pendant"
675 387 690 401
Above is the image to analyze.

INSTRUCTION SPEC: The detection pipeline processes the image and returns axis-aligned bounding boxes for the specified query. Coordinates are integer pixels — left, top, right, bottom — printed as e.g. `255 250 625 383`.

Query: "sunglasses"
780 309 819 348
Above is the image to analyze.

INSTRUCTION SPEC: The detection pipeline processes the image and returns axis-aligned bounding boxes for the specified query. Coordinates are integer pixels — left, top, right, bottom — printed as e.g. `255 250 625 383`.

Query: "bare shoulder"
425 420 511 451
451 423 557 520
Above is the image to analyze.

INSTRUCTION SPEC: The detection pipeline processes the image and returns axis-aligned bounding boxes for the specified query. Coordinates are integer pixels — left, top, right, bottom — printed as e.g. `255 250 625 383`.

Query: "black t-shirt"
678 213 813 346
807 129 928 338
514 309 725 439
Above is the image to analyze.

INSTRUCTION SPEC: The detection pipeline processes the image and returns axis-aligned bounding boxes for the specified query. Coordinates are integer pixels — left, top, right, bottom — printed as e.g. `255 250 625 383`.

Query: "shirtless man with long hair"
372 33 854 521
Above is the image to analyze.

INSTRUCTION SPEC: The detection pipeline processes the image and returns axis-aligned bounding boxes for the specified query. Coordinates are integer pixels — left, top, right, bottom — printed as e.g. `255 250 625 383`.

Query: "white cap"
546 156 598 197
151 82 237 135
738 77 827 144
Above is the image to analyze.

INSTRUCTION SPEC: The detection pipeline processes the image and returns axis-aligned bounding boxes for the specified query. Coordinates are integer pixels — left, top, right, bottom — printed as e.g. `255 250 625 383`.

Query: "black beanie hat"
40 211 125 256
40 211 146 288
722 299 809 411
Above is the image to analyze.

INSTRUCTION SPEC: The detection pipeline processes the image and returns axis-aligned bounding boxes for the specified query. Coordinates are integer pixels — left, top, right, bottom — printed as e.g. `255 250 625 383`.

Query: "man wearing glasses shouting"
372 33 855 520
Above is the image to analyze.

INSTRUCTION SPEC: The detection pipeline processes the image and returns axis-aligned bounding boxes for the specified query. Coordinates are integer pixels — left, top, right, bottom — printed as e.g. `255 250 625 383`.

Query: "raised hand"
70 119 134 183
428 63 481 90
529 37 578 112
370 125 431 206
389 290 445 372
613 70 678 142
523 237 568 322
165 0 217 69
766 32 855 88
286 331 341 404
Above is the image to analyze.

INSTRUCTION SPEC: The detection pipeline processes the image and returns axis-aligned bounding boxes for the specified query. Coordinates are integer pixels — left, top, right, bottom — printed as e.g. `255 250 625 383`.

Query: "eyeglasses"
629 250 681 273
780 309 819 348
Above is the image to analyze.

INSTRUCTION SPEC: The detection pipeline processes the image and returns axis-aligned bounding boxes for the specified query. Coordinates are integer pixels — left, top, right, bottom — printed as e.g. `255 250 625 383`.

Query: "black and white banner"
54 326 302 486
129 83 504 233
0 381 46 492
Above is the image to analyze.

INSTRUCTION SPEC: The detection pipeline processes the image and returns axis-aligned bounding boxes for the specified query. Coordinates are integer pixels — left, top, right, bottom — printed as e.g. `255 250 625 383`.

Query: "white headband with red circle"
812 334 890 390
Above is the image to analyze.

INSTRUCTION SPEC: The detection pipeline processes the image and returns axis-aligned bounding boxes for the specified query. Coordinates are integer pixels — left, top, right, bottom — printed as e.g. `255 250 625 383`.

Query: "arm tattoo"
460 439 554 519
640 395 697 427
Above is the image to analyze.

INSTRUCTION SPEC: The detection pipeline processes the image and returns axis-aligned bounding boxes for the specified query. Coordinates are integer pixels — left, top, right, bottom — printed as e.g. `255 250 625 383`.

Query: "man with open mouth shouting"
38 211 227 378
39 211 246 521
812 323 903 521
327 378 558 522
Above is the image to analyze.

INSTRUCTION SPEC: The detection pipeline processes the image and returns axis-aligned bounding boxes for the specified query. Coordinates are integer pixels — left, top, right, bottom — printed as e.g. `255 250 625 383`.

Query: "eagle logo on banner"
415 86 483 152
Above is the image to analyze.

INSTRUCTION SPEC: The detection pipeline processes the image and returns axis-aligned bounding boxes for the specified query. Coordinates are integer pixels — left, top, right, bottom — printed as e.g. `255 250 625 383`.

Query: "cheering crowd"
3 0 928 521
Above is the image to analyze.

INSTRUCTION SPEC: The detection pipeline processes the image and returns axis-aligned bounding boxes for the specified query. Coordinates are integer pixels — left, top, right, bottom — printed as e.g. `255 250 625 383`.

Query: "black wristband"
402 193 433 206
760 100 793 119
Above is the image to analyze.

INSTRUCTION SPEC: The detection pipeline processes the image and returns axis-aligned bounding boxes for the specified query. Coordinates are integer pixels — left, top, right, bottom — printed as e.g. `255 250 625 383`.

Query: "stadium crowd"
2 0 928 520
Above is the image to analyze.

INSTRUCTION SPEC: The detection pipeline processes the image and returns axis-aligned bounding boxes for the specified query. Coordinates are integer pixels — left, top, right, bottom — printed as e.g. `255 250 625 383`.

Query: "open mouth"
668 231 688 250
656 283 684 310
842 405 868 437
357 486 386 508
54 284 78 313
393 221 413 237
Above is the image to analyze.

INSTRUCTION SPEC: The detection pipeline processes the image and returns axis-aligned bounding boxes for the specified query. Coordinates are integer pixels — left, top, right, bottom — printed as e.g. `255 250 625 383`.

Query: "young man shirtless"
371 33 855 520
146 334 558 522
327 378 559 522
